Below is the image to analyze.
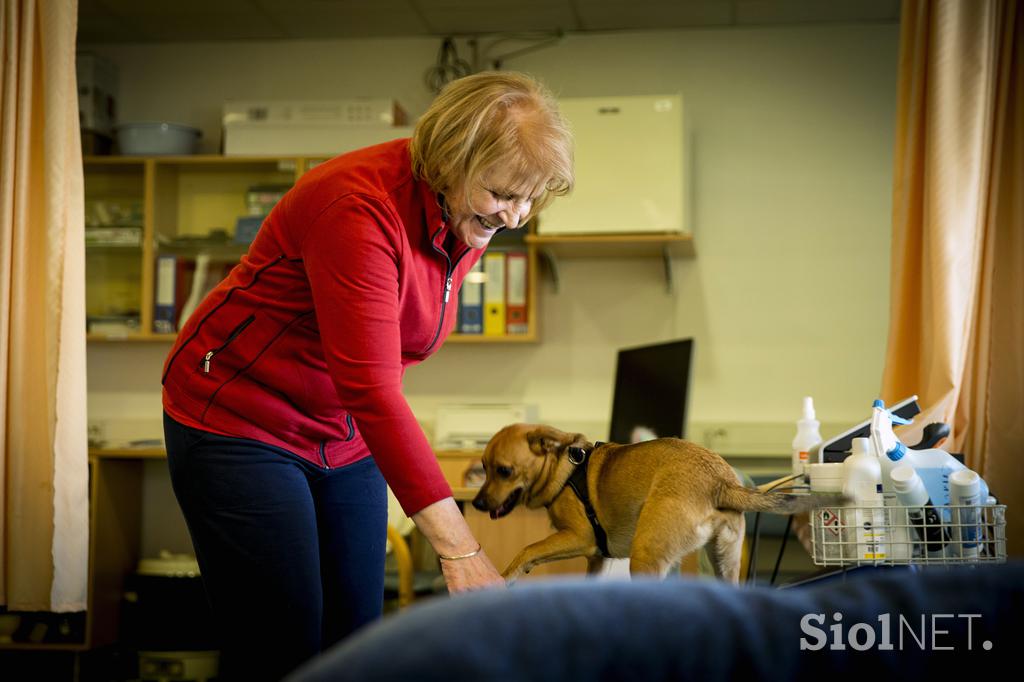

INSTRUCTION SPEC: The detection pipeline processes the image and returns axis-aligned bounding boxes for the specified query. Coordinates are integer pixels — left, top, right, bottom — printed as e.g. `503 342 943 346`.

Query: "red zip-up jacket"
162 139 482 515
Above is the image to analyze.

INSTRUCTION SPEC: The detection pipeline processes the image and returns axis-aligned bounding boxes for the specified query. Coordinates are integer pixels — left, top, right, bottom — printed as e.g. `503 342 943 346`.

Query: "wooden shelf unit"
84 154 541 344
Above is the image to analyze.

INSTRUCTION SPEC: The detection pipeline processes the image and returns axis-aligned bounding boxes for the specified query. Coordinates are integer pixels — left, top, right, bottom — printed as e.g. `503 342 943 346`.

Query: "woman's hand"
412 496 506 593
439 549 505 593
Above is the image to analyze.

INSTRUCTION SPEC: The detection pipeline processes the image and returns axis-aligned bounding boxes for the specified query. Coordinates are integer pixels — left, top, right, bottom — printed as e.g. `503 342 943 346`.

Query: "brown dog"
472 424 841 584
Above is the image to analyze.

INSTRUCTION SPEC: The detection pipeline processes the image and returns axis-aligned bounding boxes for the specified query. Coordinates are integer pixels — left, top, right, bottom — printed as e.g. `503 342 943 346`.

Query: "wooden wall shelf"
526 233 695 293
525 233 695 259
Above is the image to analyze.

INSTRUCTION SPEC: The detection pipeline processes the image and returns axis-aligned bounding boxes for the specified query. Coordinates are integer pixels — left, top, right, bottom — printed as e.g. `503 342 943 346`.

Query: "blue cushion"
288 563 1021 681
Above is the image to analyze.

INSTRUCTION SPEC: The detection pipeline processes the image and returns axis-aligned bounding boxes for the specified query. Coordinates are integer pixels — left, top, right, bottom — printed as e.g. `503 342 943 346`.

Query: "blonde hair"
410 71 574 222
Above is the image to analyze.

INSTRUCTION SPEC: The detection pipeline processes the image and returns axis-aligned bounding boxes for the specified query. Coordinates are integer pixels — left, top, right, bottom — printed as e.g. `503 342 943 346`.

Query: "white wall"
85 23 899 454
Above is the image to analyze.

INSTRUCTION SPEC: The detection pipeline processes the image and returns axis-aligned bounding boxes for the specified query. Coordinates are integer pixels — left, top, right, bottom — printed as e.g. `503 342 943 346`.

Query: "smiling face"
445 167 546 250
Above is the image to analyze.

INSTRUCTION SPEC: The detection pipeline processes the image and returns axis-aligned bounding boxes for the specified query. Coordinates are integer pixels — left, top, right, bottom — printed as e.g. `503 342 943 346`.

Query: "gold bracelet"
438 544 482 561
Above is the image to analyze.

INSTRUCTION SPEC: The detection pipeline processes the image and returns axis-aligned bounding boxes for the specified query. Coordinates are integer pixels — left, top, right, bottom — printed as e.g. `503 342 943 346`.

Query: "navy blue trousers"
163 413 387 682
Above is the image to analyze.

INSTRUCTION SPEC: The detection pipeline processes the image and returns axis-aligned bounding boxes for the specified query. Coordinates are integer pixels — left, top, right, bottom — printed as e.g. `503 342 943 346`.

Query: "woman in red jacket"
161 71 573 681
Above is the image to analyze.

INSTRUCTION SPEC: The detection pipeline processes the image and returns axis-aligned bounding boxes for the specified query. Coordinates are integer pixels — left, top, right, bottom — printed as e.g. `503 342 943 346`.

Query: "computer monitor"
609 338 694 444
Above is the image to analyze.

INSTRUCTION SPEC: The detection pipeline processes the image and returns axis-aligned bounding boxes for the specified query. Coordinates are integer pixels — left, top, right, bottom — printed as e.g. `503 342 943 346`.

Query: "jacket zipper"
424 227 470 354
162 255 288 385
200 314 256 374
317 415 355 469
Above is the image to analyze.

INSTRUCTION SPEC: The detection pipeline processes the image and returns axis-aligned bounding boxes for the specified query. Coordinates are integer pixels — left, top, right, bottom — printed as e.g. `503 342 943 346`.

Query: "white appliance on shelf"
222 98 411 156
433 404 538 450
538 94 687 236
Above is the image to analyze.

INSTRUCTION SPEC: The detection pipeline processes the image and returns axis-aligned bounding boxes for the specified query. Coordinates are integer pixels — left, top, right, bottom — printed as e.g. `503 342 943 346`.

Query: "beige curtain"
0 0 88 610
883 0 1023 555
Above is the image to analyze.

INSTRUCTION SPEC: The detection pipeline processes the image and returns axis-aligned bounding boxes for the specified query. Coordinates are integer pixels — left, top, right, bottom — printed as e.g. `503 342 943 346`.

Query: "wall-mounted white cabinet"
538 94 687 236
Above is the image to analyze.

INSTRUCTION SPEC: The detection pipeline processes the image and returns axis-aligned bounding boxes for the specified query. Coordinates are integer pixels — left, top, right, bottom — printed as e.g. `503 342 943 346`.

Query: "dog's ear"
527 426 590 456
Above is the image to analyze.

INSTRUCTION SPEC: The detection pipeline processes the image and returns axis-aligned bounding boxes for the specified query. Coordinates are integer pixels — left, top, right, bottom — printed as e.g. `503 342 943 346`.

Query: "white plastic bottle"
986 495 1006 560
890 465 947 560
807 462 846 562
791 396 822 479
949 468 981 561
842 437 886 563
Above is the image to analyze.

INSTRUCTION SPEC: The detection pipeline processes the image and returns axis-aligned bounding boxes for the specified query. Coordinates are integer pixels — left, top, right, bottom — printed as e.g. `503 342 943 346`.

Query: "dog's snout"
471 495 488 512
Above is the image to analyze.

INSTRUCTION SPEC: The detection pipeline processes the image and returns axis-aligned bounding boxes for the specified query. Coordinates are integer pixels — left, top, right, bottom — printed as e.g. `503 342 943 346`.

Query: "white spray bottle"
869 399 912 500
867 400 911 560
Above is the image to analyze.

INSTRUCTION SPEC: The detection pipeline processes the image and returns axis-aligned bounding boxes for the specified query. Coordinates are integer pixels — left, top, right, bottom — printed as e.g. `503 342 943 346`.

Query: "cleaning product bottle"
985 495 1006 560
860 405 911 561
842 437 886 563
869 399 912 499
807 463 846 563
869 399 989 521
791 396 822 479
949 468 982 560
890 465 947 560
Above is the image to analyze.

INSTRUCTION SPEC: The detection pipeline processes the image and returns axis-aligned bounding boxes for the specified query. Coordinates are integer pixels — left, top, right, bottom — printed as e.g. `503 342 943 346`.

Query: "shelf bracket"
538 248 561 294
662 246 675 294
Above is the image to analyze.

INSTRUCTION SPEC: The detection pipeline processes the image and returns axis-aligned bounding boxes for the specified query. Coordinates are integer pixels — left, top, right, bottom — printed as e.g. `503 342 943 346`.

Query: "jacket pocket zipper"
318 414 355 469
200 309 314 423
200 314 256 374
162 255 287 385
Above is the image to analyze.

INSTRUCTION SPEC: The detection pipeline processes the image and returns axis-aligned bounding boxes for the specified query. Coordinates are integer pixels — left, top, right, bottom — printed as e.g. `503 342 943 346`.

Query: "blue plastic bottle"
870 399 988 522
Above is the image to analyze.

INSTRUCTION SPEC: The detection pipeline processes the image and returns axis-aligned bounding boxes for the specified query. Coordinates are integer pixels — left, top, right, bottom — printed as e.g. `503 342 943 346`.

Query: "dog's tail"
717 483 847 515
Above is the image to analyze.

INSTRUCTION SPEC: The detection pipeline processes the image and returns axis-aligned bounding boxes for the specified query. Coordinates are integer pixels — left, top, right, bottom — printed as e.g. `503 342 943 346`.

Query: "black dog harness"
565 442 610 557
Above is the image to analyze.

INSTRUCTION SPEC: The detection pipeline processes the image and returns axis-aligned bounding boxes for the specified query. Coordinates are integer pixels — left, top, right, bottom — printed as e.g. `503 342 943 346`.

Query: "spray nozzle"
872 399 912 425
870 399 909 462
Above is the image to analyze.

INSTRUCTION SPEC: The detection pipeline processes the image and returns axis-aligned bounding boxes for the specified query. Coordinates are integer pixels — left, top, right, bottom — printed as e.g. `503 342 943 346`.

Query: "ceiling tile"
415 0 579 35
736 0 901 25
80 0 284 42
76 0 900 43
98 0 258 17
573 0 735 31
257 0 429 38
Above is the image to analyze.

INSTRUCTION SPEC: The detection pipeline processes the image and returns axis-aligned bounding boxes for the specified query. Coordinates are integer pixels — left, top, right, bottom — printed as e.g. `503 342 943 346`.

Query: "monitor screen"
609 338 694 444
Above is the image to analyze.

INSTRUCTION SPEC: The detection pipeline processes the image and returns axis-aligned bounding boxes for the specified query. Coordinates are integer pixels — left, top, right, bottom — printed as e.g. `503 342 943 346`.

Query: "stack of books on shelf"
154 252 235 334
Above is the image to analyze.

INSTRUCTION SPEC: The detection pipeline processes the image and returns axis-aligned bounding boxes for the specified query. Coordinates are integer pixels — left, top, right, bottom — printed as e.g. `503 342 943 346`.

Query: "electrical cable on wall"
424 37 472 94
483 30 564 70
424 31 565 94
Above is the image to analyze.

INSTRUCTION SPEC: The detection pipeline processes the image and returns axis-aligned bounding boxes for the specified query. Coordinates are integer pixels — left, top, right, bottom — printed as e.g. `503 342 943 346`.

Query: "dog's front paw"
502 567 523 585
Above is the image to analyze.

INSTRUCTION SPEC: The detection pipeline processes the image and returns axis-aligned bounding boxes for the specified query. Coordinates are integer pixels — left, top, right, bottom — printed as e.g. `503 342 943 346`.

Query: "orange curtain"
0 0 89 610
883 0 1023 555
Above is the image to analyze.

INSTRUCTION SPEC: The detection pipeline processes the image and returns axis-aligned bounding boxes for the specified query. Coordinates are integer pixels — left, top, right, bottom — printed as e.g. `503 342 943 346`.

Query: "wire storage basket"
810 503 1007 567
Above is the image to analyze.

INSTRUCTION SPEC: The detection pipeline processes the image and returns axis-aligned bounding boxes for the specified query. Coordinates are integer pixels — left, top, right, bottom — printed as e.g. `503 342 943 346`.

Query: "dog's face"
472 424 588 518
